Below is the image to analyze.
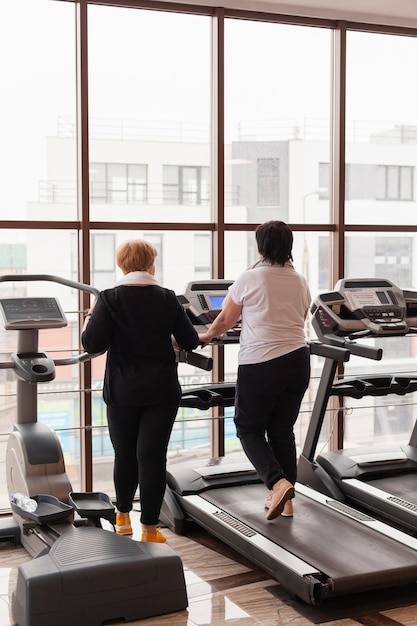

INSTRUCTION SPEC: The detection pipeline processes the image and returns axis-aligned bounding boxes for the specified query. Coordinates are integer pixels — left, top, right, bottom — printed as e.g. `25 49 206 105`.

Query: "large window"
224 20 332 226
0 1 77 223
88 5 211 223
3 1 417 507
345 30 417 224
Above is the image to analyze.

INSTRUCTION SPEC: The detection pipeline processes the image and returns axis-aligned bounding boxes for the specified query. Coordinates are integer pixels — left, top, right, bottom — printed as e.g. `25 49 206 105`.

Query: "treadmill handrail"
0 274 102 368
175 347 213 371
0 275 212 373
0 274 100 298
0 350 102 371
321 333 383 361
308 340 350 362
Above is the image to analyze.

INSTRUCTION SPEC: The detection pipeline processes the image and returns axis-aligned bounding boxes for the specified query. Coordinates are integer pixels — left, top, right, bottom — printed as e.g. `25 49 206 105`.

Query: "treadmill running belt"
199 483 417 593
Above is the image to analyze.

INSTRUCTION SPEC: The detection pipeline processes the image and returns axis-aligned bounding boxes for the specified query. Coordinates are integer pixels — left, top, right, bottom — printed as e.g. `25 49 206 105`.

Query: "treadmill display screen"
312 277 412 341
345 290 389 311
0 297 67 329
208 295 225 310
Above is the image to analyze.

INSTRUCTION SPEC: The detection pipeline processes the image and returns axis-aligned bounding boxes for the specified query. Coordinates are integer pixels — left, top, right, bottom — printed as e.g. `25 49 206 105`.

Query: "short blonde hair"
116 239 158 274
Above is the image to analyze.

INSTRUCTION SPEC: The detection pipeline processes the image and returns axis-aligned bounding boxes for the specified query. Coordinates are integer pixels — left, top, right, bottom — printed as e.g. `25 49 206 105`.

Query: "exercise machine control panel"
179 279 240 342
311 278 417 342
0 297 67 330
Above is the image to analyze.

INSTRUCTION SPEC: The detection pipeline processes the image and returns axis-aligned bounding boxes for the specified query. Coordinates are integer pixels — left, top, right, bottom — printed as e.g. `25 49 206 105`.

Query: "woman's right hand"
198 333 211 349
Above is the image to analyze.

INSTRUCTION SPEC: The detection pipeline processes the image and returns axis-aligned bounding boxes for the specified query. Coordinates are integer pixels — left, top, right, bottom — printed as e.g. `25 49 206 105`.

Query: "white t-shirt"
228 261 311 365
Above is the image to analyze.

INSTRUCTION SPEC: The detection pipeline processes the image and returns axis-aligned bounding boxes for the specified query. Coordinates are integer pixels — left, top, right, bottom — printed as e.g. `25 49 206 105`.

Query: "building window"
0 244 26 273
318 236 329 290
127 164 148 203
163 165 209 205
89 163 148 204
320 162 376 200
318 163 329 199
376 165 413 201
194 234 210 279
345 164 376 200
257 158 279 206
346 235 412 288
144 234 163 284
92 233 116 291
320 162 414 202
374 236 412 286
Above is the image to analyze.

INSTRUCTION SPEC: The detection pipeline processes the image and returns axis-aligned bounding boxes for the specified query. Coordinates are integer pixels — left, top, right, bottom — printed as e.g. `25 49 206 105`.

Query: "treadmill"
162 279 417 605
297 277 417 534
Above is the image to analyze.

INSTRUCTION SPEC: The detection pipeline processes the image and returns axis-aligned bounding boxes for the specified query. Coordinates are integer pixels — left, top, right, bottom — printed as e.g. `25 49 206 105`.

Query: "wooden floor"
1 508 417 626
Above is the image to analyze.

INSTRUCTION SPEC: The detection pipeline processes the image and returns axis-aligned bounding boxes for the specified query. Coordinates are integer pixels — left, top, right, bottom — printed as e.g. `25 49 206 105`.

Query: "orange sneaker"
141 528 166 543
115 511 133 535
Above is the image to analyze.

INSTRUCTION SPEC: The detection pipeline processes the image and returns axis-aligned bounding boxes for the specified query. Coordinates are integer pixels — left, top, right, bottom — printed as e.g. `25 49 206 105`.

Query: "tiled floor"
1 509 417 626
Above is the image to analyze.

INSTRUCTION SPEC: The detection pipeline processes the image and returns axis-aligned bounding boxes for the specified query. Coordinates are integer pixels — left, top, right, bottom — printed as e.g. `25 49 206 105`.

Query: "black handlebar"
0 275 214 374
308 340 350 362
346 341 383 361
175 348 213 372
324 334 383 361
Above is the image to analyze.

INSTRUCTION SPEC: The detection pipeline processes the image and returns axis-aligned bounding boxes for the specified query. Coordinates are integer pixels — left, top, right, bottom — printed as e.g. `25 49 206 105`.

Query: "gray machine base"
13 526 188 626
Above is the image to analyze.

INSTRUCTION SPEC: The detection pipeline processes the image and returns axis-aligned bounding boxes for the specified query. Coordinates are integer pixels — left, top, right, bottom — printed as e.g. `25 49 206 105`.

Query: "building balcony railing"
57 116 210 144
56 115 417 144
38 180 240 206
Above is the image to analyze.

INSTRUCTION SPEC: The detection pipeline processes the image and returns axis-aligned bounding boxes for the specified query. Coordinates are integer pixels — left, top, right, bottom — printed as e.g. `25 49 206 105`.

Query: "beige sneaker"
281 499 294 517
266 479 294 520
265 493 294 517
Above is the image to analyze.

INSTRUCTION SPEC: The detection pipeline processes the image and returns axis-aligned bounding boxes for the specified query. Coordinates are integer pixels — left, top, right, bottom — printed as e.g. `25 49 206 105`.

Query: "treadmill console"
311 278 417 341
179 279 240 341
0 297 67 330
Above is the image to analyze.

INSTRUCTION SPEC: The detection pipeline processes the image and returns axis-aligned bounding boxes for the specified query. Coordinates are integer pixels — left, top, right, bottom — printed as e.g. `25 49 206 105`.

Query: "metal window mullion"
330 22 347 452
210 8 225 458
77 0 94 492
331 21 346 287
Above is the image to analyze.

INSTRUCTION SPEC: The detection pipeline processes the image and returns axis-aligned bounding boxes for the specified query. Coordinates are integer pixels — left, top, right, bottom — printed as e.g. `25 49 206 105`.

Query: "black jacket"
82 285 199 407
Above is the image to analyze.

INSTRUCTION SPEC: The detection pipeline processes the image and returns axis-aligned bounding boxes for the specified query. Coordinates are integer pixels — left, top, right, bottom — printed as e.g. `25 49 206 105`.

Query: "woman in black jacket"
82 239 199 542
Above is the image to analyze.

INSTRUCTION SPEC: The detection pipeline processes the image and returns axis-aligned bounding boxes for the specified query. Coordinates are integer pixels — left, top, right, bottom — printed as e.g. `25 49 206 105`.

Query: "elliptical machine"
0 274 188 626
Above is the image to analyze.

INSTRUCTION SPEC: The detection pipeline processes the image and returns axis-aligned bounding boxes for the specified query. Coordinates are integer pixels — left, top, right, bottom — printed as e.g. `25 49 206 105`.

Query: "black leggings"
234 347 310 490
107 402 178 525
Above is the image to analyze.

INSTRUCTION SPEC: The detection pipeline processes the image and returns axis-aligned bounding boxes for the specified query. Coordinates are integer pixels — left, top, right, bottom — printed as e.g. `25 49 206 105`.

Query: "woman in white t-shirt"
199 221 311 520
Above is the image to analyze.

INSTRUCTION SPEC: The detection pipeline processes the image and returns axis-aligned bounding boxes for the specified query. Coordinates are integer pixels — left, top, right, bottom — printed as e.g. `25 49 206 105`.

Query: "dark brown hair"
255 220 293 266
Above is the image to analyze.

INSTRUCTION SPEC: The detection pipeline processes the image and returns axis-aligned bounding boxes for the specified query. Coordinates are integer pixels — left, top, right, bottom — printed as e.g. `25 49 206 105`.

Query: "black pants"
107 402 178 525
234 347 310 490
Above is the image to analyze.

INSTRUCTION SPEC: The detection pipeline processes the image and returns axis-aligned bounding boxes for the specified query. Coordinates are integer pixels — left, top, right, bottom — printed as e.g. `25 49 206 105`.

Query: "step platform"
12 526 188 626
